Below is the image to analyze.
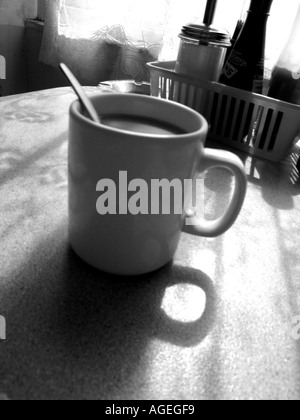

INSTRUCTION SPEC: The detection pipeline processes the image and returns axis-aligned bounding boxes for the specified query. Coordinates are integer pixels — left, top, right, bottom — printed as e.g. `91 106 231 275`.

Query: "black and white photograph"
0 0 300 402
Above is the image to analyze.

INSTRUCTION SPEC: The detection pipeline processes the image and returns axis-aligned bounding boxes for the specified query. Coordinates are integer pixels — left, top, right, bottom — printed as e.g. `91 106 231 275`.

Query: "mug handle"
183 148 247 238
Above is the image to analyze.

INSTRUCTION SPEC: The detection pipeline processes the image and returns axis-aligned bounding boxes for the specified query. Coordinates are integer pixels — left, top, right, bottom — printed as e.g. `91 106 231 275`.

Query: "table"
0 87 300 400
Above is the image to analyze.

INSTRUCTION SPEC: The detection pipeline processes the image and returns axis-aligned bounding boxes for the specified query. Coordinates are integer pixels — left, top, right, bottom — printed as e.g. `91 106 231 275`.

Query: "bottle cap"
179 24 231 47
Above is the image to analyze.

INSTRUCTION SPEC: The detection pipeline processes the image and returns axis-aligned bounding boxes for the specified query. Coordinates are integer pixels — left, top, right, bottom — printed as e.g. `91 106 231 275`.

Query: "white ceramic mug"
69 93 247 276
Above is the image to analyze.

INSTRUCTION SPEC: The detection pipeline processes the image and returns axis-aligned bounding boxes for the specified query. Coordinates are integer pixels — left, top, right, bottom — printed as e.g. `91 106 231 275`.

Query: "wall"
0 0 37 96
25 20 68 92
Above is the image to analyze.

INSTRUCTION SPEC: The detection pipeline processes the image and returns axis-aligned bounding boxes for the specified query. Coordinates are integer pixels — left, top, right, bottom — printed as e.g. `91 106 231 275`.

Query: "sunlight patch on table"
161 284 206 323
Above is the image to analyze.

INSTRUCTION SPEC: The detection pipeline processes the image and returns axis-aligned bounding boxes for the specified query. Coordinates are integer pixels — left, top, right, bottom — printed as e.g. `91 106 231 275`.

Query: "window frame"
37 0 45 21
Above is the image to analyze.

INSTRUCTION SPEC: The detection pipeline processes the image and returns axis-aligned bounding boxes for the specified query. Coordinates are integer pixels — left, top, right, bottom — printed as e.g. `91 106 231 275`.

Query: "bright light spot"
161 284 206 323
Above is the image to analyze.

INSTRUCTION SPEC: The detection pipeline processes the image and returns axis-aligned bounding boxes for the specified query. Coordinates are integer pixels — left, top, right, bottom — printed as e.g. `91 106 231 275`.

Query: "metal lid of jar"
179 24 231 47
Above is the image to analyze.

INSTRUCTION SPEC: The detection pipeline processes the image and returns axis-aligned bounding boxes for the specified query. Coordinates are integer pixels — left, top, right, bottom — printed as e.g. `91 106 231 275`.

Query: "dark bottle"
224 19 244 64
268 5 300 104
219 0 273 94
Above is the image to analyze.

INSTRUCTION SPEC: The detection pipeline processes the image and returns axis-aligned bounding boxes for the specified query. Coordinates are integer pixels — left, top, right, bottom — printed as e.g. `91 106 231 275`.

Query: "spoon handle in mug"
59 63 101 124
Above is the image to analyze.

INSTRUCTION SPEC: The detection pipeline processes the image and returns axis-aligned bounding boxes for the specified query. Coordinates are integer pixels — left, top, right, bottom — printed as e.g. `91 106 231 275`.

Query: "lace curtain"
39 0 300 85
39 0 246 84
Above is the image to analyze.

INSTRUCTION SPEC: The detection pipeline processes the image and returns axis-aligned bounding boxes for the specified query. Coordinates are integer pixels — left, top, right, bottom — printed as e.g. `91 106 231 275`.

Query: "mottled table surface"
0 87 300 400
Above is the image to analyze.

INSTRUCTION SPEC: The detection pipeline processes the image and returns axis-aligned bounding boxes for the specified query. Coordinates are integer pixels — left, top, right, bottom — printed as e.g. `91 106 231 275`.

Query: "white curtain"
39 0 300 85
39 0 246 84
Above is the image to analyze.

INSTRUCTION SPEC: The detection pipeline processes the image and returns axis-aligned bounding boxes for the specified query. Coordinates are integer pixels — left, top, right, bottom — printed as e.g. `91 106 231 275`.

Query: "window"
39 0 300 84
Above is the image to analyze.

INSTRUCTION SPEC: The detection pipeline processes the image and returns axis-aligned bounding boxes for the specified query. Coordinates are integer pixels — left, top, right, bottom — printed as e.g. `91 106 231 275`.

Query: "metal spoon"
59 63 101 124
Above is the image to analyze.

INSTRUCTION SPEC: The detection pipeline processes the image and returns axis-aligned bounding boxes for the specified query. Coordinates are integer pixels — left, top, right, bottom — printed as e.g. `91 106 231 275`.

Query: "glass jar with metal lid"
176 24 231 82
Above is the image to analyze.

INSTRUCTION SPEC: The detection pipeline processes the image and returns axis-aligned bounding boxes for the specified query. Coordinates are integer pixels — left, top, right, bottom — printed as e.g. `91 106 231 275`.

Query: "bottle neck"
247 9 270 18
248 0 273 15
247 10 271 17
237 10 270 46
244 10 271 25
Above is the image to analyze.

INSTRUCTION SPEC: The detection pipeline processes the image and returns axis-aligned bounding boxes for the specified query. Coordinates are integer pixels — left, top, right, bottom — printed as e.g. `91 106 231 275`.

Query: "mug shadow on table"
0 232 217 400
